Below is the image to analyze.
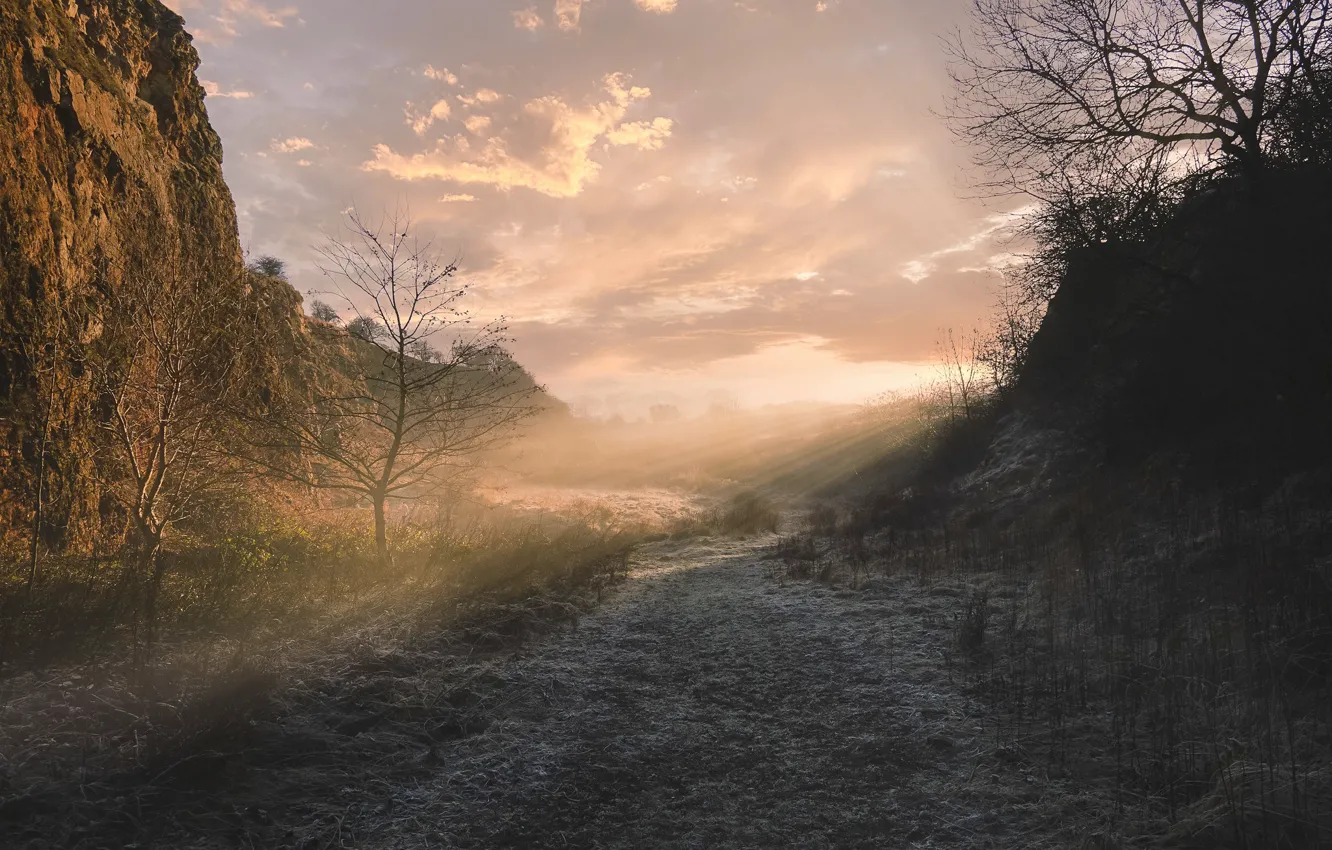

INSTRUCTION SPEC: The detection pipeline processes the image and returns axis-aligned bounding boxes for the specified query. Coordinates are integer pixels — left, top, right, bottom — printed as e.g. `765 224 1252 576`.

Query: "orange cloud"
406 99 452 136
197 0 1003 409
555 0 582 31
364 73 672 197
605 118 675 150
513 7 544 30
201 79 254 99
423 65 459 85
167 0 298 43
271 136 313 152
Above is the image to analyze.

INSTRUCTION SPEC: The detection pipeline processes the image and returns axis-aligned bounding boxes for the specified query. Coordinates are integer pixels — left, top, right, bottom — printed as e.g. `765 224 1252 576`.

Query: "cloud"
168 0 299 43
222 0 297 27
423 65 459 85
271 136 314 153
406 99 452 135
512 7 544 30
635 0 678 11
605 117 674 150
456 88 502 107
201 79 255 99
364 73 672 197
897 205 1034 282
555 0 583 31
189 0 1002 408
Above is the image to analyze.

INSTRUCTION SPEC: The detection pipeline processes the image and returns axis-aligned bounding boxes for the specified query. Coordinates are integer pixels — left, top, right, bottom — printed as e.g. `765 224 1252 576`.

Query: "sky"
163 0 1018 417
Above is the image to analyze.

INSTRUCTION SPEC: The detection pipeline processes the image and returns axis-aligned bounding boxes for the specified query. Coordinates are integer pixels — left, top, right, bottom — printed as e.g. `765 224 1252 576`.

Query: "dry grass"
0 493 675 845
797 466 1332 848
668 491 783 540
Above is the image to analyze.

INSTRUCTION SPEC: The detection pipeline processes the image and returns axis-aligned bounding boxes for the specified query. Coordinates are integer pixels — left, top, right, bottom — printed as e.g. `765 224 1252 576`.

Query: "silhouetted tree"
248 255 287 279
345 315 384 342
1267 61 1332 165
247 208 539 568
309 299 340 323
947 0 1332 191
977 283 1040 393
935 328 988 423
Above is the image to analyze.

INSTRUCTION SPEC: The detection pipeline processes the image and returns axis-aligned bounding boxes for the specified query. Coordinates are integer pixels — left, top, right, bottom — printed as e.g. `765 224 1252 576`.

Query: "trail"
355 535 1030 850
11 532 1069 849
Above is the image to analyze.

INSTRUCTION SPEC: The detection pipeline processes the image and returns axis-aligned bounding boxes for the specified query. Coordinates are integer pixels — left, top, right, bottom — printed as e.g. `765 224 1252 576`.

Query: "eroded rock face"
0 0 243 550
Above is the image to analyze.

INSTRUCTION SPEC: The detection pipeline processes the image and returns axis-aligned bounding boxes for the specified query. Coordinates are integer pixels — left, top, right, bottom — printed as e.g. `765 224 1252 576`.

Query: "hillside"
1014 170 1332 477
820 170 1332 848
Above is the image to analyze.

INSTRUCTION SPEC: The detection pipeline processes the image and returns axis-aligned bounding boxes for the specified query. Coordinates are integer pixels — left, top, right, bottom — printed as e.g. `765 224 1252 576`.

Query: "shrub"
806 503 839 537
717 491 781 536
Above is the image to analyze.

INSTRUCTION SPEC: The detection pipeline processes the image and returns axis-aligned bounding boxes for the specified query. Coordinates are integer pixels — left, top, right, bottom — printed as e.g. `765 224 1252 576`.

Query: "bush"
717 491 781 536
806 503 839 537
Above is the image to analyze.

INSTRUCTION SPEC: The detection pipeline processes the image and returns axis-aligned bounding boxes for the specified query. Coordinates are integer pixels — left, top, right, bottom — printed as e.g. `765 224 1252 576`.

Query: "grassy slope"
792 174 1332 848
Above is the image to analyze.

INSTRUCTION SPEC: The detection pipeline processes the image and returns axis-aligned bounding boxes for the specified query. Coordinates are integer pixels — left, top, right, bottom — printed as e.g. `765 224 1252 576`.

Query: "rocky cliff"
0 0 244 551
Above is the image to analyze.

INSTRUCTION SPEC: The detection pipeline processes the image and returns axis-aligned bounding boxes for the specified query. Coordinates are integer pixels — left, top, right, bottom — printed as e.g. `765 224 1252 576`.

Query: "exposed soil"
4 531 1086 849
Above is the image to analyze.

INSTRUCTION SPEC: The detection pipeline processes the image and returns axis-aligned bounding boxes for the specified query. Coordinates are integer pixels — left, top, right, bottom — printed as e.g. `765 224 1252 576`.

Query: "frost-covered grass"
0 526 1093 849
0 494 677 842
794 454 1332 848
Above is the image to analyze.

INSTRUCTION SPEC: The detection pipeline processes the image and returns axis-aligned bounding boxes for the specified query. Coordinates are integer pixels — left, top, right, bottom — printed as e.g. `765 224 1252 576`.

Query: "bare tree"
309 299 341 323
1266 56 1332 164
87 235 257 649
14 310 70 596
978 282 1044 393
247 209 539 567
985 145 1186 373
947 0 1332 191
935 328 990 423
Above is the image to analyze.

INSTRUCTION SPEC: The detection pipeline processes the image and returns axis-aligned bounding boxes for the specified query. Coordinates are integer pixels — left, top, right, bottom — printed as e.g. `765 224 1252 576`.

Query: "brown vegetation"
0 495 651 842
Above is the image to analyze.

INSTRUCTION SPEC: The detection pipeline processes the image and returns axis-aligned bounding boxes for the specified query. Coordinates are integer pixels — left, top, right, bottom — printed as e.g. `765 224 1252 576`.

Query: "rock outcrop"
0 0 243 551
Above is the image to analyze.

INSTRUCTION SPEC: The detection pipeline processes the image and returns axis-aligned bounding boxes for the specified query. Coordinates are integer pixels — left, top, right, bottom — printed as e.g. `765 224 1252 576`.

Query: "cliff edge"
0 0 243 550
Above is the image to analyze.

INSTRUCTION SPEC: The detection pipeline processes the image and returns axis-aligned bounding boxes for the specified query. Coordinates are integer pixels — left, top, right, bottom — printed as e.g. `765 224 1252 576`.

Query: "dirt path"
10 532 1077 849
355 535 1026 850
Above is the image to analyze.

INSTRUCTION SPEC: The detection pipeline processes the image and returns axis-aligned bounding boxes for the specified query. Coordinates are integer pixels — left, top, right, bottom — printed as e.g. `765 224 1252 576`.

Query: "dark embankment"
805 171 1332 848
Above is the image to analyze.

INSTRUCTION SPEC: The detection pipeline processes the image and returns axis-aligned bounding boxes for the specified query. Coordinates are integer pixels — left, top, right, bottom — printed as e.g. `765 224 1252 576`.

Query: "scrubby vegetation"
0 496 653 835
7 0 1332 846
0 202 603 829
764 2 1332 845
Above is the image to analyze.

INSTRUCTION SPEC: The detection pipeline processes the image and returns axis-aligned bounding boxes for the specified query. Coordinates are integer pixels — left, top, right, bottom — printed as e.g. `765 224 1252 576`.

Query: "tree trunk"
134 527 164 671
142 541 167 648
372 493 392 569
26 407 49 597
